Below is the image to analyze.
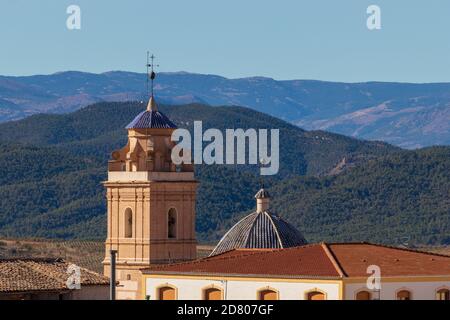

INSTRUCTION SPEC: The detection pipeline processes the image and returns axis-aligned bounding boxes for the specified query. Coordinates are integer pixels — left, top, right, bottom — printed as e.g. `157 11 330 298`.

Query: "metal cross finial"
146 52 159 98
259 157 268 189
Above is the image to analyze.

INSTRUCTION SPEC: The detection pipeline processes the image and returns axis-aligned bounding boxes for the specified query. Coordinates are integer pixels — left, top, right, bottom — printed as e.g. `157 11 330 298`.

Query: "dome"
210 188 307 256
126 96 177 130
125 109 177 129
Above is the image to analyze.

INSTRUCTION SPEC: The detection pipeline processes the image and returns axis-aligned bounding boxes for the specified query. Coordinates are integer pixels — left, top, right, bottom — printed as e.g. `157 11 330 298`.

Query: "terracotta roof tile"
0 258 109 293
143 243 450 279
143 244 341 278
327 242 450 277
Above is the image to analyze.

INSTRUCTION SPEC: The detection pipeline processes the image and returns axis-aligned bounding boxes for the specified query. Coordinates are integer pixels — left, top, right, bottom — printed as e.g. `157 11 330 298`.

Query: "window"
258 289 278 300
396 290 411 300
158 286 177 300
306 291 326 300
355 290 371 300
436 289 450 300
203 287 223 300
168 208 177 239
124 208 133 238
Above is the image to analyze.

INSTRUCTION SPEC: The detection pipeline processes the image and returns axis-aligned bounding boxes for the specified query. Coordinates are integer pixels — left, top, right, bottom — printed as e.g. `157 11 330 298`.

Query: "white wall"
146 277 450 300
345 281 450 300
145 277 341 300
69 285 110 300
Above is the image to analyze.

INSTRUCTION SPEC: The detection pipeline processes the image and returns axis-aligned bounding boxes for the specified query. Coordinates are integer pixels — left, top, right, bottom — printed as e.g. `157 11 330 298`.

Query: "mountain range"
1 71 450 148
0 101 448 245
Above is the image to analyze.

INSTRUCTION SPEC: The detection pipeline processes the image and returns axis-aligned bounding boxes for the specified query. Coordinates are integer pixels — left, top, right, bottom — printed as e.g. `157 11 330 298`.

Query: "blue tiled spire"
126 97 177 129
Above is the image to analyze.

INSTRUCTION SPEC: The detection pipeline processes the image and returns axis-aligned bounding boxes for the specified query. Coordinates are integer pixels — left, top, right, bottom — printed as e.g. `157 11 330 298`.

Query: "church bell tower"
103 57 197 299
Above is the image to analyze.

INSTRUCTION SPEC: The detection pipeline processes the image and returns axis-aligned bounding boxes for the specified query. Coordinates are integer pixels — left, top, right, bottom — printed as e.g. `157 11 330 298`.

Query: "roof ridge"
0 257 63 263
327 242 450 259
210 249 278 261
321 243 346 278
265 242 322 252
243 212 260 249
263 211 284 249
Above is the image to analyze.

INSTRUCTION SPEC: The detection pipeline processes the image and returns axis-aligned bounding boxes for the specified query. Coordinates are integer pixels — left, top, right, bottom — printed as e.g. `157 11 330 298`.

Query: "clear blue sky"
1 0 450 82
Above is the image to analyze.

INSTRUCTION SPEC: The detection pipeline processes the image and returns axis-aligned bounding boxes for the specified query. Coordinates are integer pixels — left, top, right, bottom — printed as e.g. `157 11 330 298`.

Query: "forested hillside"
2 71 450 148
0 102 448 245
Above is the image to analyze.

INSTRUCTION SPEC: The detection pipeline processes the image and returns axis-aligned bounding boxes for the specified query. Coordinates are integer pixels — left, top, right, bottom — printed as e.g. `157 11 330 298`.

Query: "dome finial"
255 187 270 212
145 52 159 111
146 96 157 111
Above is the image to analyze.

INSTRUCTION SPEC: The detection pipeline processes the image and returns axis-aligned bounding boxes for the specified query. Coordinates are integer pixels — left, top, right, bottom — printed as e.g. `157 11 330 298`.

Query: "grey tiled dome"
210 211 307 256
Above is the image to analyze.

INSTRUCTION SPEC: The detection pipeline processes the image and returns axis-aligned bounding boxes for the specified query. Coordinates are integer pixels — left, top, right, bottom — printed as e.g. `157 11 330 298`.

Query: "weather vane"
146 52 159 98
259 157 268 189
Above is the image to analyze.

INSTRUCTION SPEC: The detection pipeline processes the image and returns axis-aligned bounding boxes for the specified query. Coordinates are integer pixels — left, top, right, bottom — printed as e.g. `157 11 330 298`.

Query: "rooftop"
0 258 109 293
126 97 177 129
143 242 450 279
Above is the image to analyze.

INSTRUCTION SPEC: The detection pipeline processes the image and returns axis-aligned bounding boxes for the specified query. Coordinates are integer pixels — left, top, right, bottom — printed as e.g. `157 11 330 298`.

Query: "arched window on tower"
168 208 177 239
124 208 133 238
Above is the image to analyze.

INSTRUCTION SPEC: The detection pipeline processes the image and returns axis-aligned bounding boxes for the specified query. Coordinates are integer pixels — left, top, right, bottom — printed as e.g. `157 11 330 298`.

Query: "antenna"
146 51 149 99
146 52 159 99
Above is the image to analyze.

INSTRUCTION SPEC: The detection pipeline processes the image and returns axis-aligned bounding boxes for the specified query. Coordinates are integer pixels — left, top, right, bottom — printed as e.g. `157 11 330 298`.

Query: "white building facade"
144 276 342 300
141 243 450 300
143 275 450 300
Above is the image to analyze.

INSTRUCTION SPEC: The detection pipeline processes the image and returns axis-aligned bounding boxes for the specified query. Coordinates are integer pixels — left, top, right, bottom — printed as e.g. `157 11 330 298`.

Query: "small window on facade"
307 291 326 300
168 208 177 239
356 290 371 300
204 288 223 300
158 286 176 300
397 290 411 300
437 289 450 300
259 289 278 300
124 208 133 238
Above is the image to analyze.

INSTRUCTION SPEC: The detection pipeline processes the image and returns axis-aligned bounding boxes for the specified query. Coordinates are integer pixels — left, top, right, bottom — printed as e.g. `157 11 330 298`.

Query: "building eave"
141 270 343 281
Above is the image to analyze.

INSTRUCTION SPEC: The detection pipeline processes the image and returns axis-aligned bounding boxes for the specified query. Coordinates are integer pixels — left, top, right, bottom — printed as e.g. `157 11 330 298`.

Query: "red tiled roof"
143 244 342 279
142 243 450 279
327 243 450 277
0 258 109 293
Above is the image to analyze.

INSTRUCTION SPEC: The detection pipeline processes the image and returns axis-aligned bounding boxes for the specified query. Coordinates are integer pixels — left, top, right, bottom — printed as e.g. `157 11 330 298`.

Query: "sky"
1 0 450 82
